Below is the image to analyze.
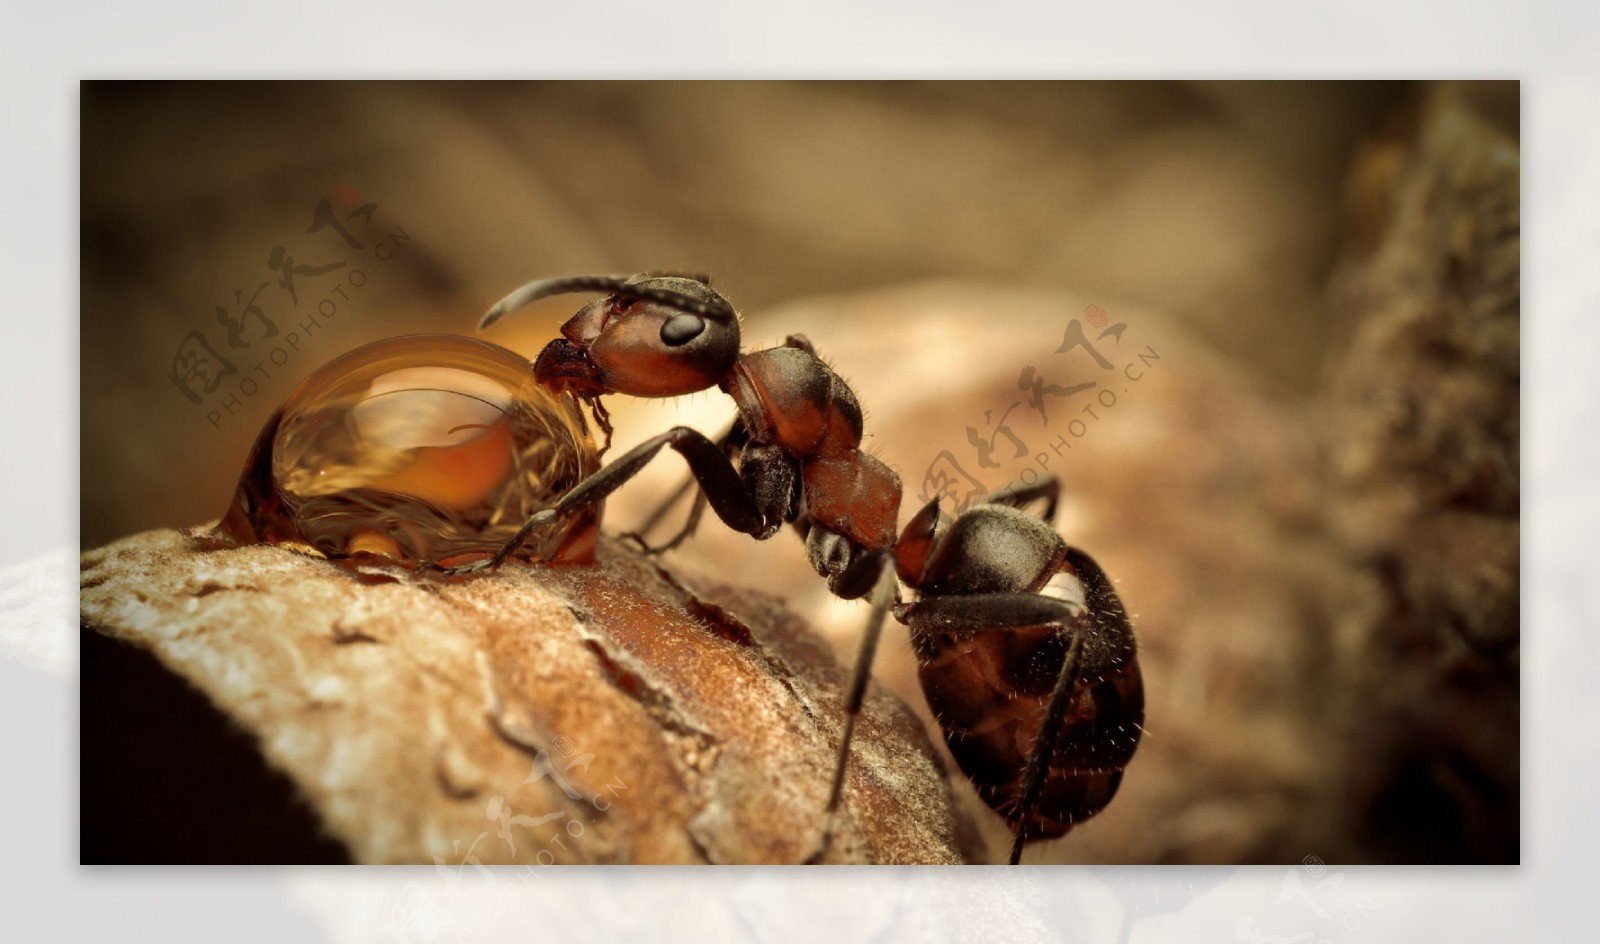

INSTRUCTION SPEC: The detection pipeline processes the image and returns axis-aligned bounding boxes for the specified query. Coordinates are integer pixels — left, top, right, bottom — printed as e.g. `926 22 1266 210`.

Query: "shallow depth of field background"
81 80 1446 544
80 81 1519 865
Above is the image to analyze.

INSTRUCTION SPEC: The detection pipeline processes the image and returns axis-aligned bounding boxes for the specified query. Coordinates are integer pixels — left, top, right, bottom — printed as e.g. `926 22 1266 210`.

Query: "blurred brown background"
82 80 1438 545
81 81 1520 865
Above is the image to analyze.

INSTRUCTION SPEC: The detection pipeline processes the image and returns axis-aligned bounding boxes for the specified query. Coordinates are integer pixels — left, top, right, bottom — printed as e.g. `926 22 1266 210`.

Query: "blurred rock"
1322 88 1520 863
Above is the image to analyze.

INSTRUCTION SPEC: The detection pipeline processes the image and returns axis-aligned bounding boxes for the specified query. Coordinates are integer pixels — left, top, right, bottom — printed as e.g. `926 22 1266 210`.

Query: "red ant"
433 272 1145 864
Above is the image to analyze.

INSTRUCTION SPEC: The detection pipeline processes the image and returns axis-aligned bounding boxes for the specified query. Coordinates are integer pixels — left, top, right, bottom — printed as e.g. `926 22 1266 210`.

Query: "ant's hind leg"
807 548 899 864
1007 622 1086 865
984 475 1062 524
900 591 1089 865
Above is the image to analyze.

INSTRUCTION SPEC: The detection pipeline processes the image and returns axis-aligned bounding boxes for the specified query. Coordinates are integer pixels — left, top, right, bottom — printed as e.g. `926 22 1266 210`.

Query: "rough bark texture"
79 529 968 864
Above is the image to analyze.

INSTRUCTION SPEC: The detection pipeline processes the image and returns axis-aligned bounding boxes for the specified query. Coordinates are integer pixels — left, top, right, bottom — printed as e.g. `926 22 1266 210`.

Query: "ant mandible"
433 272 1145 865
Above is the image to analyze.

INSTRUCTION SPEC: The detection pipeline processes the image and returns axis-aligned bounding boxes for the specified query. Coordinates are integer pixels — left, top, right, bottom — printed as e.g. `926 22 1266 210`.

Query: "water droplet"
217 334 600 568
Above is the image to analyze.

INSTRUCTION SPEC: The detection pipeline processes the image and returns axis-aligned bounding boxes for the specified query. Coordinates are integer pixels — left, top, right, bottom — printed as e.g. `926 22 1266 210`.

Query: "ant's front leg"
622 419 751 555
639 332 810 552
429 426 784 577
619 328 811 556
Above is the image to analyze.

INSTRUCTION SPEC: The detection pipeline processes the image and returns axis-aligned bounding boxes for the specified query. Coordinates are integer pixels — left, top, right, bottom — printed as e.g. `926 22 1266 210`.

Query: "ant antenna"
480 273 734 330
479 275 629 330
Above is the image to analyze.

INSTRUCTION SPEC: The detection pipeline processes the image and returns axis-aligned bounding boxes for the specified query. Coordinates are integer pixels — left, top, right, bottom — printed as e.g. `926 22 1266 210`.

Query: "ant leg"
429 426 768 576
622 420 748 555
1007 623 1085 866
1010 546 1129 864
985 475 1061 524
807 548 898 864
622 475 700 551
629 440 791 556
903 547 1132 864
623 489 709 556
589 397 615 457
901 591 1089 865
559 426 767 534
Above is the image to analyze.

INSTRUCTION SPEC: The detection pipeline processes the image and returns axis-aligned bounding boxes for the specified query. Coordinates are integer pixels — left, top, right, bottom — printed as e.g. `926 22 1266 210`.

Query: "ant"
431 272 1145 864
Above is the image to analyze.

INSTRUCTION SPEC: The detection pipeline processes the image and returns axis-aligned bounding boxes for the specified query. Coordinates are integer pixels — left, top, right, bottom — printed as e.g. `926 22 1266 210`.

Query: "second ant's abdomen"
914 621 1145 839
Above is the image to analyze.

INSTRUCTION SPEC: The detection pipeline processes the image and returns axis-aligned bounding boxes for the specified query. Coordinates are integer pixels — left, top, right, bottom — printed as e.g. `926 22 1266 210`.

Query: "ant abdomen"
909 507 1145 841
916 620 1144 838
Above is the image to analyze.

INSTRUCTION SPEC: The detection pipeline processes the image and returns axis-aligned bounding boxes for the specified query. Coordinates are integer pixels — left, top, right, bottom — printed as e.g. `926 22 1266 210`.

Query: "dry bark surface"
79 530 968 864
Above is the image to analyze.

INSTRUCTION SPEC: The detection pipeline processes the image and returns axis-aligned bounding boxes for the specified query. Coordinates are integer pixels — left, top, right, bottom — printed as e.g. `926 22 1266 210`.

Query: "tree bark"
79 529 970 864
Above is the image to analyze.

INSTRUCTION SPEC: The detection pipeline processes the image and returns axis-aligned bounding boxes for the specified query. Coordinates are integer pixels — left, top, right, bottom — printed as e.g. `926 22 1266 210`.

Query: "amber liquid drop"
217 334 600 567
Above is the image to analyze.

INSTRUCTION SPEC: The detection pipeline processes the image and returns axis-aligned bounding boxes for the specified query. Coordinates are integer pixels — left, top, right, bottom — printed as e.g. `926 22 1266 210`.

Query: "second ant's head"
481 273 741 399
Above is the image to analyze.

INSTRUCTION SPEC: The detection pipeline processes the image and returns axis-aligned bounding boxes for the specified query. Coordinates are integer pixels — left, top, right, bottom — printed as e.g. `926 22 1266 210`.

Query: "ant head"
481 273 741 399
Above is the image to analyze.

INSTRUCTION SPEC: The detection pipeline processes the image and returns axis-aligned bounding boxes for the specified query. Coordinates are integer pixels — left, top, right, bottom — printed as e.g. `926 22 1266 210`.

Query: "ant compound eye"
660 313 706 347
